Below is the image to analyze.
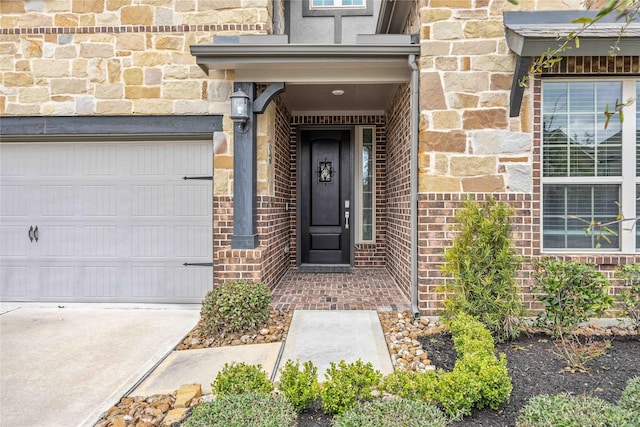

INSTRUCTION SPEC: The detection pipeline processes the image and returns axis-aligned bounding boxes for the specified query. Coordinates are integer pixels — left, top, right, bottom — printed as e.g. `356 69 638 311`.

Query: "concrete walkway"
0 303 199 427
130 310 393 398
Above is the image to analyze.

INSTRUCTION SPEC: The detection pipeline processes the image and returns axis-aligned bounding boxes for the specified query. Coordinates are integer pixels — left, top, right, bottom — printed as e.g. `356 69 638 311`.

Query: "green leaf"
571 17 593 25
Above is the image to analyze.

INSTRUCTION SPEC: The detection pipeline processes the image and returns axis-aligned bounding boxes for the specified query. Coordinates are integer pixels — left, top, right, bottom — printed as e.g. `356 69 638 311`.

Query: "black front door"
300 129 351 264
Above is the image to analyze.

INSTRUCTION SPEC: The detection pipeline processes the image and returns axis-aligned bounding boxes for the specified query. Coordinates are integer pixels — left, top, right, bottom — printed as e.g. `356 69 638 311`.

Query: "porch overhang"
189 44 420 83
504 11 640 117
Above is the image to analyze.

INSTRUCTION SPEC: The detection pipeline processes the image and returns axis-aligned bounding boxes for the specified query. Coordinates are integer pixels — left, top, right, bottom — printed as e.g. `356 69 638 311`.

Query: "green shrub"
379 315 511 419
437 314 512 418
320 359 382 416
333 398 449 427
211 362 274 396
379 370 439 402
199 280 271 335
516 394 630 427
441 197 525 342
620 376 640 415
616 264 640 331
184 393 296 427
278 359 320 412
533 259 614 337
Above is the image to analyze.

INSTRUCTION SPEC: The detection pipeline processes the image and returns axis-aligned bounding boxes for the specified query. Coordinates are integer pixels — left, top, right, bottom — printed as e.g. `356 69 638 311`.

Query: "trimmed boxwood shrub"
333 398 449 427
437 314 512 418
278 359 320 412
184 393 296 427
211 362 274 396
320 359 382 416
199 280 270 335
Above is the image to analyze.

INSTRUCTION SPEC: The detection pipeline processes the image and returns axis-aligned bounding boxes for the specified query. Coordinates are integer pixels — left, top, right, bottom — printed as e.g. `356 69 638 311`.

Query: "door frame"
296 126 354 267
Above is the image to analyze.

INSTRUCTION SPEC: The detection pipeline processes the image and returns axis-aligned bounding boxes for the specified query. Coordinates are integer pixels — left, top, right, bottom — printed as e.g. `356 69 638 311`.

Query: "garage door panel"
173 267 212 298
42 145 74 176
175 185 209 216
173 144 213 175
40 265 77 297
131 185 166 216
40 225 76 257
0 266 27 297
82 186 118 216
131 226 166 257
41 185 75 216
131 266 166 298
132 145 165 176
80 144 118 176
1 185 27 216
0 226 28 256
1 140 212 303
175 226 211 257
82 225 118 257
82 266 118 298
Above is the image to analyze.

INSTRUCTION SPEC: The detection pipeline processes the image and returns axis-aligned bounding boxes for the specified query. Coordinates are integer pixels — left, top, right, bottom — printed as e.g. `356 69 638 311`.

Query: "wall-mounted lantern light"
230 89 250 132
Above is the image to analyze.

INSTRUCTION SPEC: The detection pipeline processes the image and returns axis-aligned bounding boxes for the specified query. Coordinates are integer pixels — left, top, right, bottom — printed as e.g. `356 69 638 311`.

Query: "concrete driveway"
0 303 200 427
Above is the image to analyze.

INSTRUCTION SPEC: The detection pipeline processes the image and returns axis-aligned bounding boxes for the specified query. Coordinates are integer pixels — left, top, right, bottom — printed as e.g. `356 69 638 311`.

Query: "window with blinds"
541 79 638 253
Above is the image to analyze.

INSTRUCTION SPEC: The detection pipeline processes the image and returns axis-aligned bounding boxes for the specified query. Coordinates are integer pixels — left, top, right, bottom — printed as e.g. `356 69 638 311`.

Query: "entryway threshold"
297 264 351 273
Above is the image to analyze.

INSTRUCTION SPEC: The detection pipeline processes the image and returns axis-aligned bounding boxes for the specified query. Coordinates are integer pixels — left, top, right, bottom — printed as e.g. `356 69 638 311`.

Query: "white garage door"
0 140 213 303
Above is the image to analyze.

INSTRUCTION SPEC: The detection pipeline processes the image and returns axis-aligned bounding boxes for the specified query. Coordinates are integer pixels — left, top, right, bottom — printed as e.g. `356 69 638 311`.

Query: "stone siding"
0 1 269 117
417 0 588 194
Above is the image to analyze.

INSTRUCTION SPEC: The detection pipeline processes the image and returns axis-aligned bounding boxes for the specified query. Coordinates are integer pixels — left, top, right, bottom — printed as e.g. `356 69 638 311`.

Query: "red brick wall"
257 96 293 288
385 83 412 300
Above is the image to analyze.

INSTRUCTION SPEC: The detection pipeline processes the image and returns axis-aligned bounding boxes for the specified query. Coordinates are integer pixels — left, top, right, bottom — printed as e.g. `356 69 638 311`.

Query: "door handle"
34 226 39 242
29 226 34 242
344 211 350 229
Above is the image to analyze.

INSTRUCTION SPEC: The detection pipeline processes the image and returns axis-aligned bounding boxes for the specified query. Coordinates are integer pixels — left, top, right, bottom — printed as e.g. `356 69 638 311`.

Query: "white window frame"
541 78 638 254
310 0 366 10
355 125 376 244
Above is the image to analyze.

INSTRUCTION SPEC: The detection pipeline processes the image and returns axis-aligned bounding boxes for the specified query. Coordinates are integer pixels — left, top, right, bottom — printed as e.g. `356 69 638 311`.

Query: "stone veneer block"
3 72 34 87
461 175 505 192
121 5 154 25
72 0 104 13
421 9 452 23
450 156 497 177
462 108 507 130
0 1 26 13
420 72 447 110
444 72 489 93
429 0 471 7
506 164 532 192
464 20 504 39
420 175 461 193
472 130 531 155
422 130 466 153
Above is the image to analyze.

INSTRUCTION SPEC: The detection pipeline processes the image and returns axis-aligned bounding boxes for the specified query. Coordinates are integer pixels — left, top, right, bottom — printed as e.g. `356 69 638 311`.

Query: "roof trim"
504 11 640 118
0 115 222 142
376 0 413 34
504 11 640 57
189 43 420 79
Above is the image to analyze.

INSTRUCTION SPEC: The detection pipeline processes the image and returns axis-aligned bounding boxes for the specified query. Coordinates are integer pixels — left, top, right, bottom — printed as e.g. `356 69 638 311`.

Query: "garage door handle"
28 226 34 242
34 226 39 242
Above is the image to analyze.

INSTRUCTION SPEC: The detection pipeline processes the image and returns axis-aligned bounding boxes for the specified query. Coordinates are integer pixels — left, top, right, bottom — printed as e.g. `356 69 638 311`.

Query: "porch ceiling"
190 43 419 114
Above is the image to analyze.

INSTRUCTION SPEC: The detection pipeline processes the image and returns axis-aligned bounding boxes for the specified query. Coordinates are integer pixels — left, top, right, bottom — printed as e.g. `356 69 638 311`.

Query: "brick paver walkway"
270 268 412 311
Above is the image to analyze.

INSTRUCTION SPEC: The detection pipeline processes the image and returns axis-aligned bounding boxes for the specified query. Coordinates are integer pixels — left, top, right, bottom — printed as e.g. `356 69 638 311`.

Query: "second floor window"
311 0 365 9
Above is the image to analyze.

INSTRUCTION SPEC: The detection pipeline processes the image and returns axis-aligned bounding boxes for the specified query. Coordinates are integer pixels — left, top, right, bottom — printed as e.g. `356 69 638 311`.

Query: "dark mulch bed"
421 332 640 427
297 332 640 427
